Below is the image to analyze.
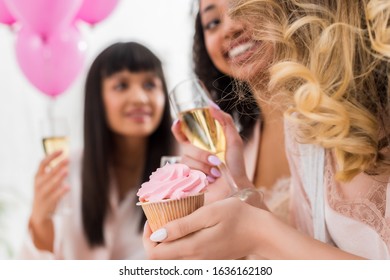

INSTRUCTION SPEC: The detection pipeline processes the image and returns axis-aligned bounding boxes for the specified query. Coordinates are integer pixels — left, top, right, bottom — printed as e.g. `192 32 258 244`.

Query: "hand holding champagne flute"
40 117 71 215
29 118 70 252
169 79 263 206
169 79 264 206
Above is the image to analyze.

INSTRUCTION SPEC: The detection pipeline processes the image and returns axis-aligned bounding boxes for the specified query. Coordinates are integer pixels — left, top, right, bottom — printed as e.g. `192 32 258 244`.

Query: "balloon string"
47 98 56 120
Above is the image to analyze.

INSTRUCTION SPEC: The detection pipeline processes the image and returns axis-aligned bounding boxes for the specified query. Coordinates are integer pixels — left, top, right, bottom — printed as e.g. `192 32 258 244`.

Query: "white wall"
0 0 194 258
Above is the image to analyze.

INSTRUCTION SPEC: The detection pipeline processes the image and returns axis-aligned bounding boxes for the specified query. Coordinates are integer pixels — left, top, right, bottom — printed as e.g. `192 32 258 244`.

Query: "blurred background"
0 0 194 258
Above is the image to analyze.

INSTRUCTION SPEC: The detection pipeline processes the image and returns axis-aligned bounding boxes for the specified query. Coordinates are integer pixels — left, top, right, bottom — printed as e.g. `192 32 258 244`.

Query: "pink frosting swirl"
137 163 208 202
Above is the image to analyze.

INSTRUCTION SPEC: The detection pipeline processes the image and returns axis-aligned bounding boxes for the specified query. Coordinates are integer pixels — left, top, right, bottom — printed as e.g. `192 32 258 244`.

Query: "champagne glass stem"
218 162 239 195
219 162 264 207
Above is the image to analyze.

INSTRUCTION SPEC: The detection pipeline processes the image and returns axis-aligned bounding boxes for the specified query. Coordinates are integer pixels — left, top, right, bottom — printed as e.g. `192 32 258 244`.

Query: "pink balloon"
76 0 119 24
0 0 15 25
5 0 82 37
15 26 87 97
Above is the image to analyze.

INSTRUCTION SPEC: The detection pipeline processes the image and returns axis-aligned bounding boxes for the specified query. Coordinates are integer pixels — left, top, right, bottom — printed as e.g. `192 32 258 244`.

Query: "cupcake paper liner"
137 193 204 232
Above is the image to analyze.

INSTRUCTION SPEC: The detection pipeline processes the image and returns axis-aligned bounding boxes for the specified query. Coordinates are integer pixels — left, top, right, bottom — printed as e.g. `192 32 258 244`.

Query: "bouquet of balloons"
0 0 119 98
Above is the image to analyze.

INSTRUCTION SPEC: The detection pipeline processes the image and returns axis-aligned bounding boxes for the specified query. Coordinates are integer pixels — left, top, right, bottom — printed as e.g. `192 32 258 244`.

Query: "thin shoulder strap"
298 143 327 242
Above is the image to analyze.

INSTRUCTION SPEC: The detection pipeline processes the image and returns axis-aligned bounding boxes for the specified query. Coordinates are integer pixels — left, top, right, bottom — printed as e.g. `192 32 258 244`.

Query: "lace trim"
325 152 390 243
258 177 290 223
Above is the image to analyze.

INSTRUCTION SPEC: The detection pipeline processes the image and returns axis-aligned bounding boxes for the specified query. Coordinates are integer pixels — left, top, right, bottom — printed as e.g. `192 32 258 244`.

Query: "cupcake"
137 163 207 232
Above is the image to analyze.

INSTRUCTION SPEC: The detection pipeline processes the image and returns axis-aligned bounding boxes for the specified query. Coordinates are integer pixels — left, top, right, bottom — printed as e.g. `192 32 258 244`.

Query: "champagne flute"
40 117 71 215
41 118 69 168
168 78 240 195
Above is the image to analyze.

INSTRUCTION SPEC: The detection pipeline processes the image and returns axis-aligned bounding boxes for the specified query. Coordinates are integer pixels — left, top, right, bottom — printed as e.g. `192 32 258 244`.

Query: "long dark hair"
193 12 260 140
81 42 174 247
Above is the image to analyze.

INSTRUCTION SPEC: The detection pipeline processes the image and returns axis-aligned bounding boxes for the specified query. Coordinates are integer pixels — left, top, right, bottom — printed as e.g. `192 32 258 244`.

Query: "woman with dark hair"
176 0 290 218
21 42 175 259
193 11 259 141
145 0 390 259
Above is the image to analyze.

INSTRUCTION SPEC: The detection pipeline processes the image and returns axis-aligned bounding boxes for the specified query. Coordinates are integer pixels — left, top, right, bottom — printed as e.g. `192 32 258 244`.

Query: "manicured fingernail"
150 228 167 242
210 167 221 178
208 100 221 110
208 155 221 166
206 175 216 183
144 221 149 231
172 119 179 126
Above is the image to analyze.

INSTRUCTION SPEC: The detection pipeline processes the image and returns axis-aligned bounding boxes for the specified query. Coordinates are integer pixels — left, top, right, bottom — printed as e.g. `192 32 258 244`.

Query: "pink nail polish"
172 119 179 126
208 155 221 166
210 167 221 178
208 100 221 110
207 175 216 183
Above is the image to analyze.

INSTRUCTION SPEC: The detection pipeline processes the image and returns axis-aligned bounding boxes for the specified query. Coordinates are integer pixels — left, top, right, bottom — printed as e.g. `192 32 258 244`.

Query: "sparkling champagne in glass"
180 107 226 163
41 118 69 168
169 78 238 194
40 117 71 215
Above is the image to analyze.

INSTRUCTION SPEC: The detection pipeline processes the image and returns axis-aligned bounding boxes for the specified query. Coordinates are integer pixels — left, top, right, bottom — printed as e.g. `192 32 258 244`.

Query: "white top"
285 120 390 259
18 151 146 259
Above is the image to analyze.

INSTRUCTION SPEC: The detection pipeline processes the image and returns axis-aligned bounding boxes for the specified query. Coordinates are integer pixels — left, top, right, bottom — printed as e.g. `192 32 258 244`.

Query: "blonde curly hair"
232 0 390 181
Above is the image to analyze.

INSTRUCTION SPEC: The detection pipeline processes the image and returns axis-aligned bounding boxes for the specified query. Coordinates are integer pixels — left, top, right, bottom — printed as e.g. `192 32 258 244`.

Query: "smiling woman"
176 0 290 222
18 42 176 260
199 0 273 82
0 0 193 259
102 70 166 136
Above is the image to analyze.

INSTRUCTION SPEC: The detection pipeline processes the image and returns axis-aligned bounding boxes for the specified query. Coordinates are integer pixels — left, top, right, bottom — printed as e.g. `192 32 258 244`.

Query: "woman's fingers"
36 158 68 191
145 207 217 260
36 151 63 176
180 144 221 177
143 222 159 255
31 155 70 238
150 204 218 243
173 122 222 181
209 106 249 184
172 106 248 185
209 106 243 149
171 119 188 143
144 198 249 259
34 156 69 218
50 183 69 206
173 105 242 150
40 168 68 198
